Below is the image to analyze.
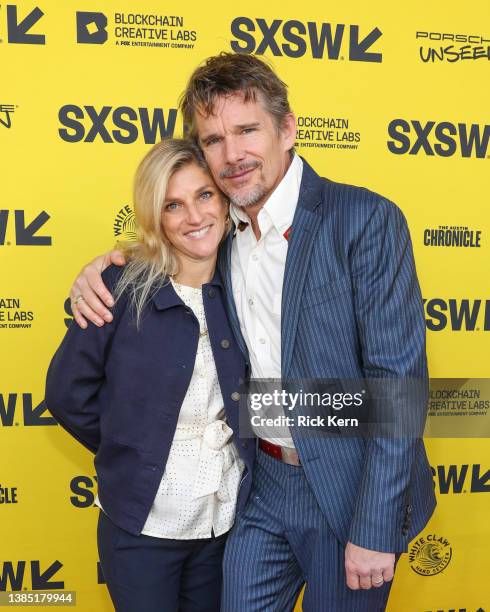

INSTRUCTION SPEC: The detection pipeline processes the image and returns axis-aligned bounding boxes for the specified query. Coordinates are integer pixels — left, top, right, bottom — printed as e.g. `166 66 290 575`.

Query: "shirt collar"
229 154 304 236
151 270 224 311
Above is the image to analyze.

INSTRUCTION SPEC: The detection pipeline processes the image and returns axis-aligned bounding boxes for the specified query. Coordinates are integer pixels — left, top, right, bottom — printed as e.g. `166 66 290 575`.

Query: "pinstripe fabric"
222 449 396 612
218 158 436 608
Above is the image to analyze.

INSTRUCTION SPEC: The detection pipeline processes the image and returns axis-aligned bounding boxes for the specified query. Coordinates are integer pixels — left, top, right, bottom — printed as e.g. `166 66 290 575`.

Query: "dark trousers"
97 510 227 612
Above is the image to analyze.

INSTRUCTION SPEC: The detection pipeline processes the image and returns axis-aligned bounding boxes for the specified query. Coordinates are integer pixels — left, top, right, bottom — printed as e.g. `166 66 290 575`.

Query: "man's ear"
281 112 297 151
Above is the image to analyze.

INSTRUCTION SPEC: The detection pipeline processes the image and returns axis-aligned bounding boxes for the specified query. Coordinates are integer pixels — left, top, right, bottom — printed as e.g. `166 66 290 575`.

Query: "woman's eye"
199 191 213 200
165 202 180 211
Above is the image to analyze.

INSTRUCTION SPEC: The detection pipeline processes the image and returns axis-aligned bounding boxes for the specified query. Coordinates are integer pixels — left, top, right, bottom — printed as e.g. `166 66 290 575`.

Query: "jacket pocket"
301 275 351 309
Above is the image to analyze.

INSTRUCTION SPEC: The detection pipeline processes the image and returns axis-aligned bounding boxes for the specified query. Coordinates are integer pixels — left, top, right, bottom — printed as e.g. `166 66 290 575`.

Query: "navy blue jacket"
46 265 255 535
218 158 436 553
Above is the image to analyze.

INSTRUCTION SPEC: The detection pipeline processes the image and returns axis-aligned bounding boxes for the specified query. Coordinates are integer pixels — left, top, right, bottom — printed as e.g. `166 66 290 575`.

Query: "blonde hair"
113 138 218 325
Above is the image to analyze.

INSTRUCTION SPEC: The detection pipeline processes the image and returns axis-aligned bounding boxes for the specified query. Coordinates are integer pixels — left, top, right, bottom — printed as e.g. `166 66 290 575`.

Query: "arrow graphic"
23 395 57 426
471 464 490 493
31 561 64 590
7 6 46 45
14 211 52 246
349 26 382 62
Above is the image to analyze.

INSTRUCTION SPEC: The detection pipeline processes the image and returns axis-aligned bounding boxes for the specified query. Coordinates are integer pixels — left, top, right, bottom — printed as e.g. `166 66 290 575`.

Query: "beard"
229 183 268 208
219 161 268 208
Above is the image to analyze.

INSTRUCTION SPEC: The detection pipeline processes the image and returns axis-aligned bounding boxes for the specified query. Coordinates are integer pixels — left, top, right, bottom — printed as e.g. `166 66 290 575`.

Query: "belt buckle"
280 447 301 466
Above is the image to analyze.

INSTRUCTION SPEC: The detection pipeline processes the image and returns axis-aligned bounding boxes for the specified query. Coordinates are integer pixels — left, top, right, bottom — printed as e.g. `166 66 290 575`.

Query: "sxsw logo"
230 18 382 62
432 464 490 494
0 210 51 246
5 5 45 44
58 105 178 144
387 119 490 158
76 11 107 44
0 561 64 591
0 394 57 427
70 475 98 508
423 298 490 331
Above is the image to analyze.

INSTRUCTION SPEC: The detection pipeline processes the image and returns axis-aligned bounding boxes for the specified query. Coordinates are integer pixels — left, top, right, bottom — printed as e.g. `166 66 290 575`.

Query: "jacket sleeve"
347 198 429 552
45 265 125 454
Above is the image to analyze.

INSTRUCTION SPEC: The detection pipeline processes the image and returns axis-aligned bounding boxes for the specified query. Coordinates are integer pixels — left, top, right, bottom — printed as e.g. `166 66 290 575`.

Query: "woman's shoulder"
101 263 128 292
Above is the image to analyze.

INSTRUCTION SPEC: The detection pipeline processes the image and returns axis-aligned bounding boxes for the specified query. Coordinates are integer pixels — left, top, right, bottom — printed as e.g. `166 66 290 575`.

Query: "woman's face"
161 163 227 264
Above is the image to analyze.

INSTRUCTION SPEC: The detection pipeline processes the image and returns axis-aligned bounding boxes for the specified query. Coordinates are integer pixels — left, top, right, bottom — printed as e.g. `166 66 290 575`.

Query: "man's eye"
242 127 256 134
206 137 220 146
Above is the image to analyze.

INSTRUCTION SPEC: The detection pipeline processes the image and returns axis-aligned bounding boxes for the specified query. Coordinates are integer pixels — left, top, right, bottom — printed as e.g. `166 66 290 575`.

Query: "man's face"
194 92 296 211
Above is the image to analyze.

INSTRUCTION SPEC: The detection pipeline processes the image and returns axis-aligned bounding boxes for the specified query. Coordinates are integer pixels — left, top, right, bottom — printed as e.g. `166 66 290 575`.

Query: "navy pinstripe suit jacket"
218 157 436 553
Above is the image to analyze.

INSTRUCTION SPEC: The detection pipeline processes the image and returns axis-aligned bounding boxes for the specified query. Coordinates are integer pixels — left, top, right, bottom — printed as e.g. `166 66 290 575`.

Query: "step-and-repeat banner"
1 1 489 611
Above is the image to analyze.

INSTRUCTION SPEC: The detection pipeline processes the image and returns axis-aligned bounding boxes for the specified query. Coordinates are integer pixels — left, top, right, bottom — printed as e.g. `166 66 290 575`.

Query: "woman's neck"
172 254 217 288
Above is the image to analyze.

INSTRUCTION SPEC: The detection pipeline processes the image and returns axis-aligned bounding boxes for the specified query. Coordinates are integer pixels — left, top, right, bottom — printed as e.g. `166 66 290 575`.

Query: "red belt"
259 439 301 466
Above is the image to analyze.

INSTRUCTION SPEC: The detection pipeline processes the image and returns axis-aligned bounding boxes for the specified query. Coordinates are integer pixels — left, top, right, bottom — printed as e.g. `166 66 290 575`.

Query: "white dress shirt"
230 154 303 448
96 280 244 539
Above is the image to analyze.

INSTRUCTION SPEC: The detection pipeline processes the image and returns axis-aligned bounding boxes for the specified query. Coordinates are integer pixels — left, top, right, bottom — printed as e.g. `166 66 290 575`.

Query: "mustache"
219 161 261 179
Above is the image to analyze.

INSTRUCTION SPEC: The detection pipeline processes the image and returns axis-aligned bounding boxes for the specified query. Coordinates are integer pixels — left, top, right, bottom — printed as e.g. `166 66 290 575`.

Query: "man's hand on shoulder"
70 250 126 329
344 541 395 590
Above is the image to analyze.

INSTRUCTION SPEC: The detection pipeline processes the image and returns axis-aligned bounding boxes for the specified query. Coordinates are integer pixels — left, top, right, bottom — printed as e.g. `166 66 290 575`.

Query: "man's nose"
223 136 245 165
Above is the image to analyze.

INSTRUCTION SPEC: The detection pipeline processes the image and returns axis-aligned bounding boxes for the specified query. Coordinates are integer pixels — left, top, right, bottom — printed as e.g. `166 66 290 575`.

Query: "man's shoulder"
320 176 388 209
316 176 406 227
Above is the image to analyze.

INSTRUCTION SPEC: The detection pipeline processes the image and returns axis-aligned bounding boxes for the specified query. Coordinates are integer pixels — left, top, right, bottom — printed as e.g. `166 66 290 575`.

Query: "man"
68 53 436 611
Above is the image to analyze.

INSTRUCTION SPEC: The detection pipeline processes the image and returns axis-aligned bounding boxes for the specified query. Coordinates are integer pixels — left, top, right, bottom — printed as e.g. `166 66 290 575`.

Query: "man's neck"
238 153 294 241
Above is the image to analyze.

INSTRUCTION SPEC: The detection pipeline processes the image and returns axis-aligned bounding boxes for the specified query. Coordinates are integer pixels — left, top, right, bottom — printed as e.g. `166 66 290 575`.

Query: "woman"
46 139 255 612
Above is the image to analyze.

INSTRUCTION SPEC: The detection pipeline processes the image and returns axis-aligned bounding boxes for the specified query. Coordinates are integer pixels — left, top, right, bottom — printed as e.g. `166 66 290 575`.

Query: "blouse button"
231 392 240 402
208 288 216 298
220 339 230 349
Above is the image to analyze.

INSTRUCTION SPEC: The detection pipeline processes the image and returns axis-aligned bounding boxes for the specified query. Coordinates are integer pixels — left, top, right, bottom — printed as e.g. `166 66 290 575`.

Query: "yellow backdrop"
1 1 489 611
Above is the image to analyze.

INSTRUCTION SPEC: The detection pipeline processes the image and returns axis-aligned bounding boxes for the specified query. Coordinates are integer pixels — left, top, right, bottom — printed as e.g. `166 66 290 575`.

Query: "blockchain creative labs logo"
0 104 17 129
295 115 361 151
113 205 137 241
409 533 452 576
76 12 108 44
416 30 490 63
387 120 490 159
5 5 46 45
423 225 482 248
76 11 198 49
428 380 489 420
230 18 382 62
0 297 35 330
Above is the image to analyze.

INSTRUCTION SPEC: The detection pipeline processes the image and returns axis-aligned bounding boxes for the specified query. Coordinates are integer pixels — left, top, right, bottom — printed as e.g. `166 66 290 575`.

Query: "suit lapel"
281 160 324 378
217 228 250 361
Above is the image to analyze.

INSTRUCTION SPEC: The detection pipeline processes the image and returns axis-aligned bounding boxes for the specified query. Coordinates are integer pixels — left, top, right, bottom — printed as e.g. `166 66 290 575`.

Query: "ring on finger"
73 294 85 305
371 575 384 585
